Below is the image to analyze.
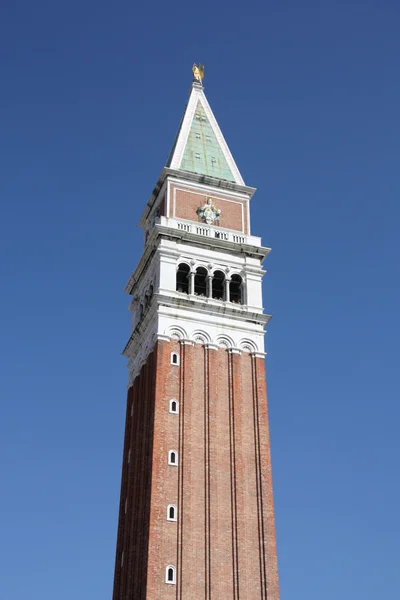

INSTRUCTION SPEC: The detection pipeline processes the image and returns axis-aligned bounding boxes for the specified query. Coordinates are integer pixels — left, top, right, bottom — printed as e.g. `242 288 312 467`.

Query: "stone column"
225 278 231 302
207 275 213 298
189 270 195 296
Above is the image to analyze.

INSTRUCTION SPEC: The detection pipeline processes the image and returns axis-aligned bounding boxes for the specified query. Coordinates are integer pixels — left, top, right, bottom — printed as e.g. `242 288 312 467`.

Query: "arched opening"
212 270 225 300
194 267 207 297
166 565 176 584
171 352 179 366
230 274 243 304
167 504 177 521
169 399 178 414
168 450 178 465
176 263 190 294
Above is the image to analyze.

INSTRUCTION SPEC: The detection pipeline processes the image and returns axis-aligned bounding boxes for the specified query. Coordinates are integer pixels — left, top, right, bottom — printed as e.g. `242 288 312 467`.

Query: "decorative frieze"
127 324 266 384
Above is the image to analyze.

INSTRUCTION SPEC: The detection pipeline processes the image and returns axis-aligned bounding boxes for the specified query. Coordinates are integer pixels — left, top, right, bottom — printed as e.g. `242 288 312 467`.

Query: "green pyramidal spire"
180 100 236 181
166 81 244 186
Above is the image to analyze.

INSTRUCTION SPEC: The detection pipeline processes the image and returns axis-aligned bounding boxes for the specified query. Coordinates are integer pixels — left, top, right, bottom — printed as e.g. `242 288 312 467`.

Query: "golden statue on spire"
192 63 205 85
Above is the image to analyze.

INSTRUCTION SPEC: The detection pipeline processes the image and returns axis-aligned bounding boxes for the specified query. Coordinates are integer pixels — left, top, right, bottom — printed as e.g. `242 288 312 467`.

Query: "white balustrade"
159 216 262 247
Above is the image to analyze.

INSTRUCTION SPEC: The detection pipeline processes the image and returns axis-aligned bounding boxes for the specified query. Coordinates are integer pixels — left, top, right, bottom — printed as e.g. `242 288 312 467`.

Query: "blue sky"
1 1 399 598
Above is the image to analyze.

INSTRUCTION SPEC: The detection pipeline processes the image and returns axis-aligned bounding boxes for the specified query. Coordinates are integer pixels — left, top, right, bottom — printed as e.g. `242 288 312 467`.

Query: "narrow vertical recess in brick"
228 350 239 599
209 347 234 598
177 340 186 600
231 351 244 594
251 354 267 598
236 352 263 598
204 346 212 600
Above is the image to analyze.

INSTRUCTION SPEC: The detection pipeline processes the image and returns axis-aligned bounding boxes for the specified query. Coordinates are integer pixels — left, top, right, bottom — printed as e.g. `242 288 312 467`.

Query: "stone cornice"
157 294 271 326
122 291 271 359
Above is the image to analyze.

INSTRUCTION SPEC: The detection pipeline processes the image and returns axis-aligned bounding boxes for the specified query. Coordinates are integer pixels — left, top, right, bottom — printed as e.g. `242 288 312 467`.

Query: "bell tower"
112 68 280 600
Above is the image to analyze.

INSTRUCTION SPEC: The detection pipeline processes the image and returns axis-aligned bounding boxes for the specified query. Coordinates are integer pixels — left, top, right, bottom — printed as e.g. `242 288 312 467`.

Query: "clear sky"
0 1 399 598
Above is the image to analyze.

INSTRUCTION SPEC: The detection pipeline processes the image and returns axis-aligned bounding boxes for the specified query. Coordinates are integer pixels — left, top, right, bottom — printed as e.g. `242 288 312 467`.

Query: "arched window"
165 565 176 584
167 504 177 521
194 266 207 297
171 352 179 366
230 274 243 304
169 399 179 414
168 450 178 466
176 263 190 293
212 270 225 300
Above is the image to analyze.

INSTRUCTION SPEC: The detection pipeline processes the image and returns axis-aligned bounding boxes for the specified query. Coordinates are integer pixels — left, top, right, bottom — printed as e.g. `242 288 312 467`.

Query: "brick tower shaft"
112 72 280 600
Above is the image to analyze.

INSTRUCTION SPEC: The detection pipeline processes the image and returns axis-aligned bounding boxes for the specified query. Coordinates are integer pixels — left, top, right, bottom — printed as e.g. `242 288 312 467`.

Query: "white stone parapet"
159 216 262 247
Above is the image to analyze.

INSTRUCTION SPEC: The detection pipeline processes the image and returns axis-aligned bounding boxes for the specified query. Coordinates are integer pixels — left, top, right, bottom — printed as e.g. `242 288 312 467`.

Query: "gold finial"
192 63 205 85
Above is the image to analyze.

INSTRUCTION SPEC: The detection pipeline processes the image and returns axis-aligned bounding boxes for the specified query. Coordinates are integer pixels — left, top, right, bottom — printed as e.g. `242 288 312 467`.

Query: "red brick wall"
146 338 181 599
255 357 280 599
179 342 207 593
112 350 157 600
112 341 279 599
169 184 249 234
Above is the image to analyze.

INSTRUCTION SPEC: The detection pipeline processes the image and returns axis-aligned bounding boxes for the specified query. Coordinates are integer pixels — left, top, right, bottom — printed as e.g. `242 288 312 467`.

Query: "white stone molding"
168 174 254 205
157 334 171 342
127 328 267 385
251 351 267 359
191 330 212 345
215 334 235 349
165 325 187 340
180 339 195 346
176 259 191 270
239 339 258 353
